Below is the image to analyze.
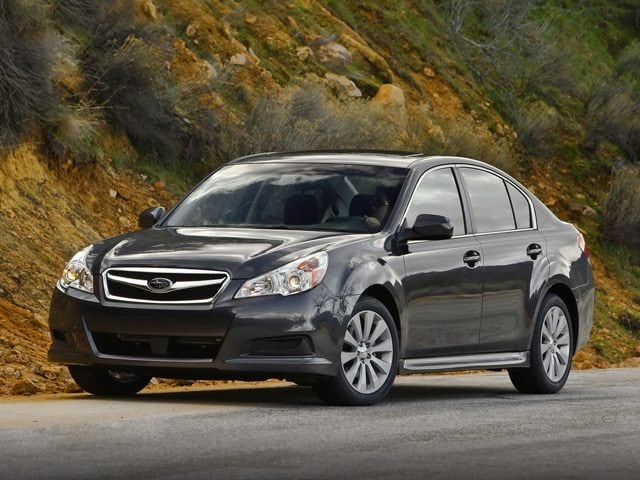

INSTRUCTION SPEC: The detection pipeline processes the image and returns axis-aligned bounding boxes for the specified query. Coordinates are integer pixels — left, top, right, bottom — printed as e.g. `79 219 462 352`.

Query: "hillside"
0 0 639 395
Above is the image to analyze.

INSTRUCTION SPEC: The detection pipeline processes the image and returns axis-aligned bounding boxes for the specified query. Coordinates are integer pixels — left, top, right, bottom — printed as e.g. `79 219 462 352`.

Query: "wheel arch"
361 285 401 337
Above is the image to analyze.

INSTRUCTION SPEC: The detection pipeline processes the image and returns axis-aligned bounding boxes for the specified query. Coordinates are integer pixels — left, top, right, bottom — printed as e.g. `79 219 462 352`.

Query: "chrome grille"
102 267 229 305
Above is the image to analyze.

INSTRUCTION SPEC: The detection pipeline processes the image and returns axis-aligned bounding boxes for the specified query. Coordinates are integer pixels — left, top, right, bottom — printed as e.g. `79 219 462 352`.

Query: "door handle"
527 243 543 260
463 250 481 267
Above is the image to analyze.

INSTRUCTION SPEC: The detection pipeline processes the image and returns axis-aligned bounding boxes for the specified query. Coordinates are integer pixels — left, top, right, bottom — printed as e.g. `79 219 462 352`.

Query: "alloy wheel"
540 306 571 382
341 310 394 394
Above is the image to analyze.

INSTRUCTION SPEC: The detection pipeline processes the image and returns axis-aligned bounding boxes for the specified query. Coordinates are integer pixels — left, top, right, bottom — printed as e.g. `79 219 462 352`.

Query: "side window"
506 183 532 229
460 168 515 233
405 168 465 235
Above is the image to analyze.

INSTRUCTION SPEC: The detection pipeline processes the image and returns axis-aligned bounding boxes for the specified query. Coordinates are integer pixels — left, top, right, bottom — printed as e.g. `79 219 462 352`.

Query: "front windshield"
164 162 409 233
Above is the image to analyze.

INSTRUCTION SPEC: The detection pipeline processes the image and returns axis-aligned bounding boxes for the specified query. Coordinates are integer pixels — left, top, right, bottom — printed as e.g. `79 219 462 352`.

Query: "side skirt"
399 351 529 374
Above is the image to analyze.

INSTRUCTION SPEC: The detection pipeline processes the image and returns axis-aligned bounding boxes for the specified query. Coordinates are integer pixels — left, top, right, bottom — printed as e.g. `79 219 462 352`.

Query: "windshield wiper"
237 224 295 230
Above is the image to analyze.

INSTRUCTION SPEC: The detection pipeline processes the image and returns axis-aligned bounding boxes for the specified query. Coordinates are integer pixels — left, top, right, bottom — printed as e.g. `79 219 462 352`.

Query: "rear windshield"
164 163 409 233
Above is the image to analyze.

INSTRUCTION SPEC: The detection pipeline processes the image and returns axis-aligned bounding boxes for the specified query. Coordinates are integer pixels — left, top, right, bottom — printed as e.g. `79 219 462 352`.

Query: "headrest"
349 194 373 217
284 194 320 225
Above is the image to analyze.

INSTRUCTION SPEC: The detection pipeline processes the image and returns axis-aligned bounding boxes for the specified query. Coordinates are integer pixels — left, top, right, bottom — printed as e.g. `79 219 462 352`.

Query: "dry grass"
217 82 402 160
43 104 101 164
0 0 55 147
586 82 640 161
407 109 515 172
446 0 580 110
515 102 559 157
62 1 220 167
219 81 517 172
79 2 180 164
52 0 99 29
601 165 640 244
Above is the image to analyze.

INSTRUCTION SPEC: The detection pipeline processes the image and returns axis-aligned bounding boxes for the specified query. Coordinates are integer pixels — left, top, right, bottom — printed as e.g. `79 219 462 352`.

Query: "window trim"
400 164 537 239
505 180 533 230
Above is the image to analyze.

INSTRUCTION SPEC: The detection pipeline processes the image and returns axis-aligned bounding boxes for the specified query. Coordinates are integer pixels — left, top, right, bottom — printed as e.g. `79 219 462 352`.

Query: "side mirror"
399 214 454 241
138 206 165 229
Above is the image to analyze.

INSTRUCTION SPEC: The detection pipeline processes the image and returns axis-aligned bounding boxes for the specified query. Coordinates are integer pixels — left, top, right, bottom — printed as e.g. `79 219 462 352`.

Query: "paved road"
1 369 639 480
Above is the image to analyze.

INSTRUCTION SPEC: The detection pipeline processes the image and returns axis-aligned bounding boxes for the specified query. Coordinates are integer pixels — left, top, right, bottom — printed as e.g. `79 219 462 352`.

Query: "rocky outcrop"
371 84 408 130
325 73 362 97
10 379 43 396
311 40 352 70
135 0 158 21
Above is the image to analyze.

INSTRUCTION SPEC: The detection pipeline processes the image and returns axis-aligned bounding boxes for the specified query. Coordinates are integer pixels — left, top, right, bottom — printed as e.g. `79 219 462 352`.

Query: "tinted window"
165 163 408 233
506 183 532 229
460 168 515 233
405 168 465 235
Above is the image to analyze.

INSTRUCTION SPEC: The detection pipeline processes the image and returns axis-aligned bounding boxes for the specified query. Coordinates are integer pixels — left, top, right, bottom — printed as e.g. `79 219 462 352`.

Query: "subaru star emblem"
147 277 173 292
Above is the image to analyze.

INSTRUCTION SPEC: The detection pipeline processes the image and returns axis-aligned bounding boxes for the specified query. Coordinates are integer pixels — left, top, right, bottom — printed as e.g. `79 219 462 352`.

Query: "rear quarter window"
506 183 532 229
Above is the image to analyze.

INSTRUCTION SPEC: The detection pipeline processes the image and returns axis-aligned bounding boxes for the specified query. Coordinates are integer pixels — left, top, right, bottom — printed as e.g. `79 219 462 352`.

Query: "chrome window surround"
401 163 538 240
102 267 230 305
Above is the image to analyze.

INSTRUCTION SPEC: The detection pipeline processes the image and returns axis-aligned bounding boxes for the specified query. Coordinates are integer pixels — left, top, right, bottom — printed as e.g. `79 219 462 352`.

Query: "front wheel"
509 294 573 394
313 296 398 406
68 365 152 396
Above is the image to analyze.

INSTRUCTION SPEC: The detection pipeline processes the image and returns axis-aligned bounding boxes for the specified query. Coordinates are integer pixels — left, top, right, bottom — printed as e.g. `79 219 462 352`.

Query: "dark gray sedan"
49 151 594 405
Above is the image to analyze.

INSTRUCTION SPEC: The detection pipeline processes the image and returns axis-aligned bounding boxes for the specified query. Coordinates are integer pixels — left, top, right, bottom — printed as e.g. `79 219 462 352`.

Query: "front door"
402 167 483 357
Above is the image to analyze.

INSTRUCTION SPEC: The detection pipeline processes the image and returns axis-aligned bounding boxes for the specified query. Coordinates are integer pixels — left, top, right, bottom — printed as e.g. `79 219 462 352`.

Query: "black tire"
68 365 152 396
509 294 573 394
313 296 399 406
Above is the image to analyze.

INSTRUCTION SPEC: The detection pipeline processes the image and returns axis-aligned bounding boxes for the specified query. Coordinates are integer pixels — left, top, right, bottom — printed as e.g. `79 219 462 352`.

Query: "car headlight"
59 246 94 293
235 251 328 298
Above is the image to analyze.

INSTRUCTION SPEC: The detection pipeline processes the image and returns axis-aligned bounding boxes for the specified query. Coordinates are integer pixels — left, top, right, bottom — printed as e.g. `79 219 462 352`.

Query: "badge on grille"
147 277 173 292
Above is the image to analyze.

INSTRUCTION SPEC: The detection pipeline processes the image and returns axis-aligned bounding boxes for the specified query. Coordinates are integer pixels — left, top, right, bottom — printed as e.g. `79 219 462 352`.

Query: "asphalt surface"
1 368 639 480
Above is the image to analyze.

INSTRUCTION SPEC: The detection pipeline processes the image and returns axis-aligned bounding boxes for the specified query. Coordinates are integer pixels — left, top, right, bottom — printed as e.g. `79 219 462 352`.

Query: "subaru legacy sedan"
49 151 594 405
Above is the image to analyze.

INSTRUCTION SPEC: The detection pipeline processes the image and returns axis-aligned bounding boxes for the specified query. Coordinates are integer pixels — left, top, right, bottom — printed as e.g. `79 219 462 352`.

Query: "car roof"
228 150 424 168
227 150 495 171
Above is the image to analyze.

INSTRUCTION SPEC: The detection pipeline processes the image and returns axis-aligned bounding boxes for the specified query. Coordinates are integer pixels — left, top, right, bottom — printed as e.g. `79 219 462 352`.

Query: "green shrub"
0 0 55 147
75 2 183 164
178 90 220 169
586 82 640 161
44 104 101 164
53 1 220 167
52 0 98 30
515 102 559 157
443 1 579 114
618 311 640 335
615 41 640 79
84 34 182 164
601 165 640 244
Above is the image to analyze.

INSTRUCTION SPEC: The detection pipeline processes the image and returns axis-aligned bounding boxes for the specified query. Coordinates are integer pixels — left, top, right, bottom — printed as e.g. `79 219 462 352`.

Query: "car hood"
94 227 363 279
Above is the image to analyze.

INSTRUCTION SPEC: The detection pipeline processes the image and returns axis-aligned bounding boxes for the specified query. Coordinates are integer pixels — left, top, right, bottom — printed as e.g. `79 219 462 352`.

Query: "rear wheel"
313 296 398 406
68 365 152 396
509 293 573 394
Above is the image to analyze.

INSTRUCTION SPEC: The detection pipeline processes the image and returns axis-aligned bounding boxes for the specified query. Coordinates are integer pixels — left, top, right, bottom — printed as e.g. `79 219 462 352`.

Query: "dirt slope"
0 143 173 394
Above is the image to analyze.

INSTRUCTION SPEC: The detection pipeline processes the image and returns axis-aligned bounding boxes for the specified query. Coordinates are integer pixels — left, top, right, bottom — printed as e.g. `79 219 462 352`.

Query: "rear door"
458 167 548 353
402 167 483 357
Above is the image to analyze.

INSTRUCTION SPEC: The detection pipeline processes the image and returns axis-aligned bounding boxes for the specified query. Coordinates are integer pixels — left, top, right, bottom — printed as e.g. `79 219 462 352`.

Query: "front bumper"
48 281 346 380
